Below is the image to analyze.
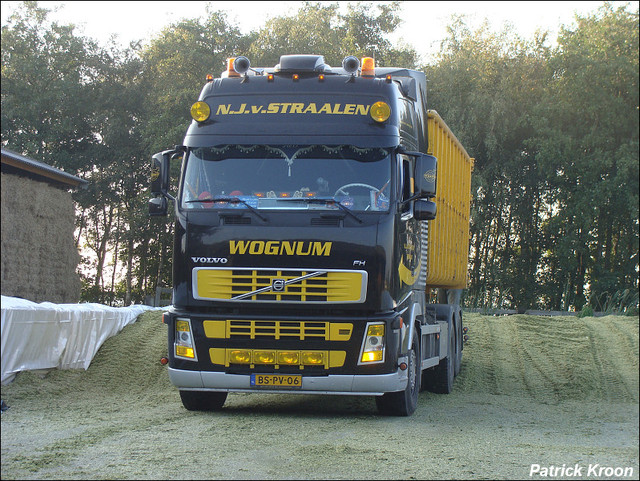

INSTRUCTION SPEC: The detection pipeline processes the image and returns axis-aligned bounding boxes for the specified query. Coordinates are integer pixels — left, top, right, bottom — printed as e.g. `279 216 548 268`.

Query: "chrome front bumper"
169 367 408 396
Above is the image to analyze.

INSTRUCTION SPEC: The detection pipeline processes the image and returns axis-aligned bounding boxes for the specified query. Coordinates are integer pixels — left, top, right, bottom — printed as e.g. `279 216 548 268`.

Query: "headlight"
359 322 385 363
175 318 197 360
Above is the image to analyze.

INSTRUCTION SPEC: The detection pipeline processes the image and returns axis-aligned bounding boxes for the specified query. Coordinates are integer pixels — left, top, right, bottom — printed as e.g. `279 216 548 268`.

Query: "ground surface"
1 312 638 480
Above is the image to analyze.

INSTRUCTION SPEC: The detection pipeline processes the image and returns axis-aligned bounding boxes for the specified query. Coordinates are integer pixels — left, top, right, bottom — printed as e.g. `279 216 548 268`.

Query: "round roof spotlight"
370 101 391 123
191 101 211 122
233 56 251 75
342 56 360 74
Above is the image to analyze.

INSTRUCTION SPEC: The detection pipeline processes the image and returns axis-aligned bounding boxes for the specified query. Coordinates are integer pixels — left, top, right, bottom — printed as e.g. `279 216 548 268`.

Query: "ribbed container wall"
423 110 474 289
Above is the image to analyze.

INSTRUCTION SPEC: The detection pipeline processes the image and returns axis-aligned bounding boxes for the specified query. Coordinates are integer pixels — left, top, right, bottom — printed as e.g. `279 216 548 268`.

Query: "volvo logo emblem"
272 279 286 292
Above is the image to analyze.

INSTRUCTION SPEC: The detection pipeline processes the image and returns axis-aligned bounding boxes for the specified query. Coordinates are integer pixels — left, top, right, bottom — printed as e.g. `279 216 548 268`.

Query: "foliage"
587 289 640 316
577 304 594 318
536 4 639 310
1 1 101 172
426 18 555 312
426 4 638 312
247 1 417 68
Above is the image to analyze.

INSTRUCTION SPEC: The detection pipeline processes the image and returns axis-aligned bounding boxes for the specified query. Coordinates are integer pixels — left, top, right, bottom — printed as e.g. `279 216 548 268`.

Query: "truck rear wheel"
375 329 420 416
179 390 228 411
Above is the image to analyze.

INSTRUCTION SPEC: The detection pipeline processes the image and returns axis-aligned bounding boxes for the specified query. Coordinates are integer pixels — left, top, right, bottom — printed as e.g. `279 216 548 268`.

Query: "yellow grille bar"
203 320 353 341
193 268 367 303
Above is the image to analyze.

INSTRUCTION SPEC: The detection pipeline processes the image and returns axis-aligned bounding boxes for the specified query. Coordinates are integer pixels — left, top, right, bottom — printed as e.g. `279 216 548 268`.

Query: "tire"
376 329 420 416
179 390 228 411
424 317 455 394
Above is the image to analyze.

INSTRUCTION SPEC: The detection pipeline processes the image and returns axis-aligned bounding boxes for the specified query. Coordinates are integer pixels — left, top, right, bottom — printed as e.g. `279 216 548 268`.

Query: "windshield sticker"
214 103 371 116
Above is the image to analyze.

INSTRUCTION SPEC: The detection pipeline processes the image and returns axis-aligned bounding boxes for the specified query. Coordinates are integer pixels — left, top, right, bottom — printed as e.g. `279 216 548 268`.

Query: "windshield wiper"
186 196 268 222
276 197 363 224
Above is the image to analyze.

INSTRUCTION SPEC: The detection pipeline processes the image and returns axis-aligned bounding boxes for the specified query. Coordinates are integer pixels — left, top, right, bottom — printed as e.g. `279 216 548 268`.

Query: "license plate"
250 374 302 388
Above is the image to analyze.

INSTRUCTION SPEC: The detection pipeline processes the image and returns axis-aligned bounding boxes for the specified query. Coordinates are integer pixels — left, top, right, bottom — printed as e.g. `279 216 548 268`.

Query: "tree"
1 1 101 172
247 1 417 69
425 17 554 311
3 2 161 304
534 4 639 309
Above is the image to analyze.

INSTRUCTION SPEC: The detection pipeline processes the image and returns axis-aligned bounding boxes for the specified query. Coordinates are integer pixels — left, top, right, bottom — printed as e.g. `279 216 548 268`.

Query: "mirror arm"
399 193 422 207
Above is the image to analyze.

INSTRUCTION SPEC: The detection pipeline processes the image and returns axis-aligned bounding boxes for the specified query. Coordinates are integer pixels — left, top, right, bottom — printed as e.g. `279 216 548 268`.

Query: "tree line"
1 1 638 313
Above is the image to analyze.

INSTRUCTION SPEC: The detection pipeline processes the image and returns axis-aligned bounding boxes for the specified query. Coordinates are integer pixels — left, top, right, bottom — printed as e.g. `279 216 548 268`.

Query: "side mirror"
414 199 436 221
150 151 171 196
148 196 168 216
414 154 437 198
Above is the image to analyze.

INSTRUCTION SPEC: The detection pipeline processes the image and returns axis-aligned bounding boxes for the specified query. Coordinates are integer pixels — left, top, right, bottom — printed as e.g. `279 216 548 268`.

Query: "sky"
1 1 635 63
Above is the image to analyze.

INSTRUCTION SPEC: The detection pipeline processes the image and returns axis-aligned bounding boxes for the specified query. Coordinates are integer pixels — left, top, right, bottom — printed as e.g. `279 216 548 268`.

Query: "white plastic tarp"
1 296 159 384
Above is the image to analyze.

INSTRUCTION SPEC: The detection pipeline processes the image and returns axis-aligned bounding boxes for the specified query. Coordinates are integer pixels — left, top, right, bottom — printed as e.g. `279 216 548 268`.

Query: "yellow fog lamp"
278 351 300 365
174 318 197 360
190 101 211 122
301 351 325 365
229 350 252 364
360 323 385 364
370 102 390 123
254 350 276 365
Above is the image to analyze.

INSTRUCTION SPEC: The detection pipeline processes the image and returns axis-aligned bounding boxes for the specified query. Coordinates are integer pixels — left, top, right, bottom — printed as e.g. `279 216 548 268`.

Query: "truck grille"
193 268 367 303
203 320 353 341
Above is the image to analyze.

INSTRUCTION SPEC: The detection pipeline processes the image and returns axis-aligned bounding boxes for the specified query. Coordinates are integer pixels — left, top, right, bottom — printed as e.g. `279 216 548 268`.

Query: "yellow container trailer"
425 110 474 290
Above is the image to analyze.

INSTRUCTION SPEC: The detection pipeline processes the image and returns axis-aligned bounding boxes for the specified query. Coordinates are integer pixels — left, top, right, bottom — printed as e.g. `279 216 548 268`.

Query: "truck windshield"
181 145 391 212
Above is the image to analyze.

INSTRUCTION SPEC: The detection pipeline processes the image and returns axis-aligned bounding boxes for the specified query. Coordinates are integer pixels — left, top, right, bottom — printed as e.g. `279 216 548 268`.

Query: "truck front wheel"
375 329 420 416
179 390 228 411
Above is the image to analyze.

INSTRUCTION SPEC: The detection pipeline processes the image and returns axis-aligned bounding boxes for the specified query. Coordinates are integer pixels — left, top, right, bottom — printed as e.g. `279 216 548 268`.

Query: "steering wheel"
334 183 380 197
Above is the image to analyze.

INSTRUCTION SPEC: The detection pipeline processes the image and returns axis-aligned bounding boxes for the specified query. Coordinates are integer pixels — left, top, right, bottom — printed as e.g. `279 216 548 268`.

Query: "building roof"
1 148 88 190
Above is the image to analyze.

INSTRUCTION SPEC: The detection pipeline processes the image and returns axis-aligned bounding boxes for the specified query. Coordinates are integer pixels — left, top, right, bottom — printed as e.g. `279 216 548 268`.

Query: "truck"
149 54 473 416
